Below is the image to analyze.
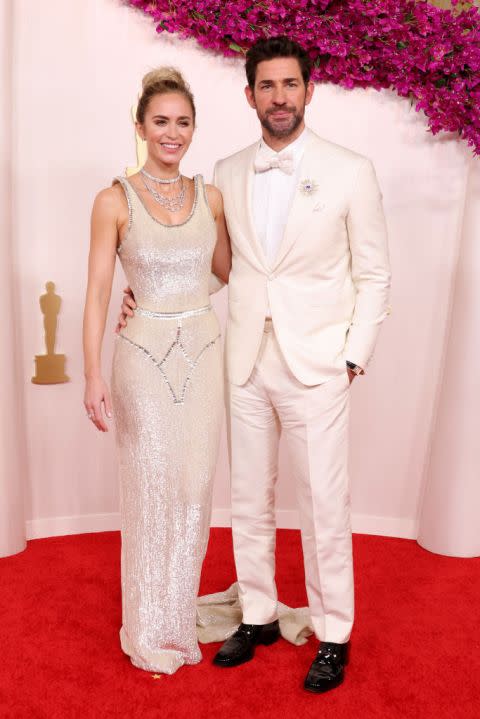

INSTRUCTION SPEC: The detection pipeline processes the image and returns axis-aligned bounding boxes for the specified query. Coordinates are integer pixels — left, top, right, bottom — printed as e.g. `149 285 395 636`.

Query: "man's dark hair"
245 36 312 89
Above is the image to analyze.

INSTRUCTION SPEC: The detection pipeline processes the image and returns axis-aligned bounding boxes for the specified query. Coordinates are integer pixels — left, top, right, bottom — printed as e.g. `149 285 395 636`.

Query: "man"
119 37 390 693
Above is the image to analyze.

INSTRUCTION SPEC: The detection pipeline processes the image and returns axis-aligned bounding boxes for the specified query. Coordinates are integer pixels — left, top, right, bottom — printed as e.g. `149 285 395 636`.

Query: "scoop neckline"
126 174 200 228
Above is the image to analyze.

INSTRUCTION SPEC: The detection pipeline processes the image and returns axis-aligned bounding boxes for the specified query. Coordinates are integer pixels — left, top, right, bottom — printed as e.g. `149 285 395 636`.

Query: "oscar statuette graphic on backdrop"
31 281 69 384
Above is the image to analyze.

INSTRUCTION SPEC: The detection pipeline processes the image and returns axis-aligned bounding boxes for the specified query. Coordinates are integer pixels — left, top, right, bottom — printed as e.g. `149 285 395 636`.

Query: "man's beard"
260 106 304 139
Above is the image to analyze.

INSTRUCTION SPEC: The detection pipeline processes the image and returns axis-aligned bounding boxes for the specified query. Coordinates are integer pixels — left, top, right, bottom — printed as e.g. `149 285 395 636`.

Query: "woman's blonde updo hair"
136 67 196 124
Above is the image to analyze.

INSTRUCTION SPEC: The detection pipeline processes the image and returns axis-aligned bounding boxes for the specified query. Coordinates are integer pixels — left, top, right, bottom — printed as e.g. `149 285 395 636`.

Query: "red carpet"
0 529 479 719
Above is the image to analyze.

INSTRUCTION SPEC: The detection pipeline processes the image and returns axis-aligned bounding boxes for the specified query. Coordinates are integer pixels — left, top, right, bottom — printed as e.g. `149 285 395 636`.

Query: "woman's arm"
83 187 121 432
206 184 231 284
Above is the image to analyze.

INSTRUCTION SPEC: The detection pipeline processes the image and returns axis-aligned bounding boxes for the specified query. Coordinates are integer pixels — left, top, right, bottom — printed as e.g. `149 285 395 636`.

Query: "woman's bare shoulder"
204 183 223 216
93 183 127 216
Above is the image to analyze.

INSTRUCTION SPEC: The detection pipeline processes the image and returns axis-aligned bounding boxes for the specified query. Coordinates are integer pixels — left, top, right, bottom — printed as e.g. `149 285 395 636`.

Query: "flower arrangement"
126 0 480 152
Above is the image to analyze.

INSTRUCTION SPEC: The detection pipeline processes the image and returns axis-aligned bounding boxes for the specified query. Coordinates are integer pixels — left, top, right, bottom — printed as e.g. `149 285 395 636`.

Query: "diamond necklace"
140 173 186 212
140 167 181 184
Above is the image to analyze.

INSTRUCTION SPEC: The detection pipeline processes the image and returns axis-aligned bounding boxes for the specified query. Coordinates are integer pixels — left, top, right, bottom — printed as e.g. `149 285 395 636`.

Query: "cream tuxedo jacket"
214 130 391 387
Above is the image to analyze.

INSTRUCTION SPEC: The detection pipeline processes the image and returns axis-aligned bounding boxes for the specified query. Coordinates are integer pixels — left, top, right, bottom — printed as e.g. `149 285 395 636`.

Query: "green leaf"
229 42 244 53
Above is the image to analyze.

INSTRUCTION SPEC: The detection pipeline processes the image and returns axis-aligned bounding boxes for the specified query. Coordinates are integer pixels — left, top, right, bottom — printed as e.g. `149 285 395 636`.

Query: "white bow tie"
254 151 295 175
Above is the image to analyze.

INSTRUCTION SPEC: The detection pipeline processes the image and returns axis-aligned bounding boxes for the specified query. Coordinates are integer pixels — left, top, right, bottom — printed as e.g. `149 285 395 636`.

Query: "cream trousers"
228 320 354 644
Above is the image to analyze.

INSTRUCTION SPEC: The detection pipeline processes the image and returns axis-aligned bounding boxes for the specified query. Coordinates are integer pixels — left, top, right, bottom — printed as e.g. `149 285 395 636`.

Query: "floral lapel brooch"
299 178 319 196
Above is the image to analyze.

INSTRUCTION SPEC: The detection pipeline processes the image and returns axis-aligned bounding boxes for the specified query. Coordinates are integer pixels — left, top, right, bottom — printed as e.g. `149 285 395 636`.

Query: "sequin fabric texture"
111 175 223 674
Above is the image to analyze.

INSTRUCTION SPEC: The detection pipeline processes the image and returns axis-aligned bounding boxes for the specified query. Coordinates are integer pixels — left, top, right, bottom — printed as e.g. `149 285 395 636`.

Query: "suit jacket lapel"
273 135 321 270
231 141 270 270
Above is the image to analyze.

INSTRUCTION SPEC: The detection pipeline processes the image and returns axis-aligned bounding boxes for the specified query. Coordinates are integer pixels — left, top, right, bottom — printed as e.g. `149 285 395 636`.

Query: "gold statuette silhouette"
31 281 69 385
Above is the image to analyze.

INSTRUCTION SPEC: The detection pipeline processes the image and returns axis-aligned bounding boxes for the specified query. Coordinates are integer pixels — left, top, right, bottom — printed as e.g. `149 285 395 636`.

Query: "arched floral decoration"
127 0 480 152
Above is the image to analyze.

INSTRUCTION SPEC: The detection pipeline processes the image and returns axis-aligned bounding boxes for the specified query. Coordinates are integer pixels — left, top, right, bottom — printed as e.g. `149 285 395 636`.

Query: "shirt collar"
258 126 310 162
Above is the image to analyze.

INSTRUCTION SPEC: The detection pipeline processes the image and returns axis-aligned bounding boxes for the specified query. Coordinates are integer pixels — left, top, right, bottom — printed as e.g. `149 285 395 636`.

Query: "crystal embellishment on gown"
118 319 220 405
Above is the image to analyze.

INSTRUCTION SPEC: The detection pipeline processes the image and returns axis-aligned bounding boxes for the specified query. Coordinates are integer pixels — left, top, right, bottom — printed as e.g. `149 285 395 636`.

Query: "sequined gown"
111 175 223 674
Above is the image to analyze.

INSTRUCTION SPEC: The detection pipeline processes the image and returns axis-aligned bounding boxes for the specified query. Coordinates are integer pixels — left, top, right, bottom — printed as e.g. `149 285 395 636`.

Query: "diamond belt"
134 305 212 320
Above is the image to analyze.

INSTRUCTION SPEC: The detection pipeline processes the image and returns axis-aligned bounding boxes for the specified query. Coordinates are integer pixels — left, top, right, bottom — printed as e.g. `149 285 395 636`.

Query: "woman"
83 67 231 674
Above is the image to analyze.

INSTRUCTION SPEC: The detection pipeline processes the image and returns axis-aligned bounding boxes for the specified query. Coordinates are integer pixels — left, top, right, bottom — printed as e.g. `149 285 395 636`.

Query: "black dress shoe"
304 641 349 693
213 620 280 667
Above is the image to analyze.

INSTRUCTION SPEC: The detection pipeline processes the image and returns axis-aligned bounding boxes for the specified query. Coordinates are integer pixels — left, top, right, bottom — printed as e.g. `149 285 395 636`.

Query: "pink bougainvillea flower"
126 0 480 153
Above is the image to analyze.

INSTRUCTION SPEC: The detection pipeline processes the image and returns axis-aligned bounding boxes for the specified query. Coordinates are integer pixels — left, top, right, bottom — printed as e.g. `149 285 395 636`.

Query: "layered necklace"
140 167 186 212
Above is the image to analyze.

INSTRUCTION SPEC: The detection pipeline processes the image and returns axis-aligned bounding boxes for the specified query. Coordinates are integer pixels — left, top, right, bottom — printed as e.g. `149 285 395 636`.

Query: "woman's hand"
115 286 136 333
84 376 113 432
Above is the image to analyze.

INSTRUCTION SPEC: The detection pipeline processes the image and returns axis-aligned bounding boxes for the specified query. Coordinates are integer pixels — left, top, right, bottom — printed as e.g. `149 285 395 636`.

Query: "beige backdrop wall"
8 0 474 542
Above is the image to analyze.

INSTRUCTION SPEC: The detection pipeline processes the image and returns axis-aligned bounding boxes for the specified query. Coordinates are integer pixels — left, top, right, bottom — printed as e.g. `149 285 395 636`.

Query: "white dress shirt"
253 127 309 267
